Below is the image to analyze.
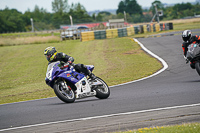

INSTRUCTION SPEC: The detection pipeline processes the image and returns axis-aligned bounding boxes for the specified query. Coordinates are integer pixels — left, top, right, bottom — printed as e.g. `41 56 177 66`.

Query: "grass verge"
114 123 200 133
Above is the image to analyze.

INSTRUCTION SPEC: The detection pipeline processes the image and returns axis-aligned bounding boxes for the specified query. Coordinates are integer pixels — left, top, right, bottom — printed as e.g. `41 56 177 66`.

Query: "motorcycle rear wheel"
94 77 110 99
53 81 76 103
195 62 200 76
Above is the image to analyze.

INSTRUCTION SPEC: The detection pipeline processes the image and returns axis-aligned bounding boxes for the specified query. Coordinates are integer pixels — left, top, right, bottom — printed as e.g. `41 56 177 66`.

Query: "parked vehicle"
186 43 200 75
61 25 89 40
45 61 110 103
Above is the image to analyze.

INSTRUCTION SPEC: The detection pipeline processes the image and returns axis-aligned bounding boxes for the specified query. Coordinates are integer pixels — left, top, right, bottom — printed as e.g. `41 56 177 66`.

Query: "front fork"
59 79 72 93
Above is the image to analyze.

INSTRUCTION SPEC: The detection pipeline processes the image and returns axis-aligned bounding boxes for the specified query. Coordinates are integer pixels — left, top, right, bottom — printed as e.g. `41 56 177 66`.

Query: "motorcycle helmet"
44 46 57 61
182 30 192 42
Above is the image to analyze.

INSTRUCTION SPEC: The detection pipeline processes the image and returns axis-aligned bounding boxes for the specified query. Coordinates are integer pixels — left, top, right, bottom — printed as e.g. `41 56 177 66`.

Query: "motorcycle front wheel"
53 81 76 103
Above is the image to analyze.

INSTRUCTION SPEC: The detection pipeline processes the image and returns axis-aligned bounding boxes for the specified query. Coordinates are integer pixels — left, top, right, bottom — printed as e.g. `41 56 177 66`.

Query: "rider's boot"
78 64 96 80
88 70 96 80
190 62 195 69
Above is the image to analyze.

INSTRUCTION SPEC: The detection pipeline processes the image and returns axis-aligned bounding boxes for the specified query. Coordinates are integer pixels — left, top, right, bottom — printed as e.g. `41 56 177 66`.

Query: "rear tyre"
53 81 76 103
94 77 110 99
195 62 200 76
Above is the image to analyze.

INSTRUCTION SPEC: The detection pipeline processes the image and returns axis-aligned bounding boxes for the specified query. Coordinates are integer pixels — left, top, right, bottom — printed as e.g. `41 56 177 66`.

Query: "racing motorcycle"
45 61 110 103
186 43 200 75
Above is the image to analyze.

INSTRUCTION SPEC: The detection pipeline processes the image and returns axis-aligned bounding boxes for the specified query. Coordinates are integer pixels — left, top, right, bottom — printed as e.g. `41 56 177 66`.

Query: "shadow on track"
48 98 111 105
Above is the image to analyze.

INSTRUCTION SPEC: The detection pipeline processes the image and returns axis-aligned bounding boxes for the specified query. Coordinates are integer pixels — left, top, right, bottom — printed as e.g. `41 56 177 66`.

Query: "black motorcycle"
186 43 200 75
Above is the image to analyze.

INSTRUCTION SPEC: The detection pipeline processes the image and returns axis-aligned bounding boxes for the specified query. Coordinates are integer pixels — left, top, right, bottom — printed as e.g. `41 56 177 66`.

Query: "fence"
81 22 173 42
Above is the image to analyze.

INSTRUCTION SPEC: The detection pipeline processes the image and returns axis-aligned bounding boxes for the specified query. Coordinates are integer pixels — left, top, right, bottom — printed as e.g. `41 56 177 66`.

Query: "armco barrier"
80 22 173 41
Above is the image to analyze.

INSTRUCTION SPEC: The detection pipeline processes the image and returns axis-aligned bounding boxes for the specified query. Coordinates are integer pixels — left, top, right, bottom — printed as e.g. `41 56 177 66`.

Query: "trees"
116 0 144 23
69 3 93 23
0 8 26 33
116 0 142 15
149 0 164 15
52 0 69 15
51 1 93 28
52 0 69 28
163 2 199 20
0 0 199 33
116 1 126 15
23 6 54 30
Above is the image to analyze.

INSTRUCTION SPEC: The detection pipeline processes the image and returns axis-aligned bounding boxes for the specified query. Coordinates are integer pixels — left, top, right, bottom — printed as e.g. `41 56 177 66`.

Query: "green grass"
0 37 162 104
114 123 200 133
173 22 200 31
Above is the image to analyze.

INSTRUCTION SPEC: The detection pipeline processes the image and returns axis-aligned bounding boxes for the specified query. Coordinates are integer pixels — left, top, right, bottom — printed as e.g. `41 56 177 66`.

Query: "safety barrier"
143 25 147 33
81 31 95 42
106 29 118 38
94 30 106 39
118 28 127 37
127 27 135 36
80 22 173 41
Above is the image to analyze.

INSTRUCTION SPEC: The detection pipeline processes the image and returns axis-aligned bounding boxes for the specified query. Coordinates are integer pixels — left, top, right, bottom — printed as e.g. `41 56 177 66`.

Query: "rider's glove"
68 61 72 65
45 77 50 84
186 59 189 64
183 55 189 63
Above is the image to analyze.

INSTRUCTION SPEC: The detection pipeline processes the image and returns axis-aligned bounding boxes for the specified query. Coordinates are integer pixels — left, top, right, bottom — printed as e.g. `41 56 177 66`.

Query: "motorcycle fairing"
57 70 85 84
75 77 96 99
86 65 94 72
187 43 200 61
45 62 95 88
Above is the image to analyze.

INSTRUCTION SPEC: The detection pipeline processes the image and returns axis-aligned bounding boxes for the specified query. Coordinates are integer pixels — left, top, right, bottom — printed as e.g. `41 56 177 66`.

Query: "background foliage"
0 0 200 33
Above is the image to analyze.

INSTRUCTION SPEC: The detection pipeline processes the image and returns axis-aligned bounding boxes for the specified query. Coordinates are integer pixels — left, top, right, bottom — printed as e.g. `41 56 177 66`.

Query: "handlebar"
60 61 74 69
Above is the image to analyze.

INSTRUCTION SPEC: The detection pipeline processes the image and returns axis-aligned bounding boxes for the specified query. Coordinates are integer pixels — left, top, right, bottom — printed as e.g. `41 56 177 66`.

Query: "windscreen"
46 61 60 73
187 43 200 59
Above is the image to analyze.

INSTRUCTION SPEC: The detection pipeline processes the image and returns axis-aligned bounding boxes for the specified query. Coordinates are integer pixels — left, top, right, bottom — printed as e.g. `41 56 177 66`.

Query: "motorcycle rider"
44 46 96 79
182 30 200 68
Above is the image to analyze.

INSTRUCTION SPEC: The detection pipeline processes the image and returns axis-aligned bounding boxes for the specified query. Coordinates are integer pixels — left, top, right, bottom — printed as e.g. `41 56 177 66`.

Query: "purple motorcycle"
45 61 110 103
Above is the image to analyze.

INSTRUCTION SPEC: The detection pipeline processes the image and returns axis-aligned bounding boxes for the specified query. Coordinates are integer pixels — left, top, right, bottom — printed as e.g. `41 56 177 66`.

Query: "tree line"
0 0 199 33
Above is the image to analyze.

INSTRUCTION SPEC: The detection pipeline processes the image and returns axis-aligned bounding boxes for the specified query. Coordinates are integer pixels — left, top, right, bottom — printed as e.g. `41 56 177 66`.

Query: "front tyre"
53 81 75 103
94 77 110 99
195 62 200 76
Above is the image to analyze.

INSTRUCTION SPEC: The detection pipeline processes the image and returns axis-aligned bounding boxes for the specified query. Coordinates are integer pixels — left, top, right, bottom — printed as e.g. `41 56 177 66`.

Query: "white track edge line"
110 38 168 88
0 103 200 132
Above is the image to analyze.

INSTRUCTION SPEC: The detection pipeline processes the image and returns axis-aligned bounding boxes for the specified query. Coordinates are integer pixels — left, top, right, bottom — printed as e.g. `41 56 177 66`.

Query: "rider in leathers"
44 46 96 83
182 30 200 68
